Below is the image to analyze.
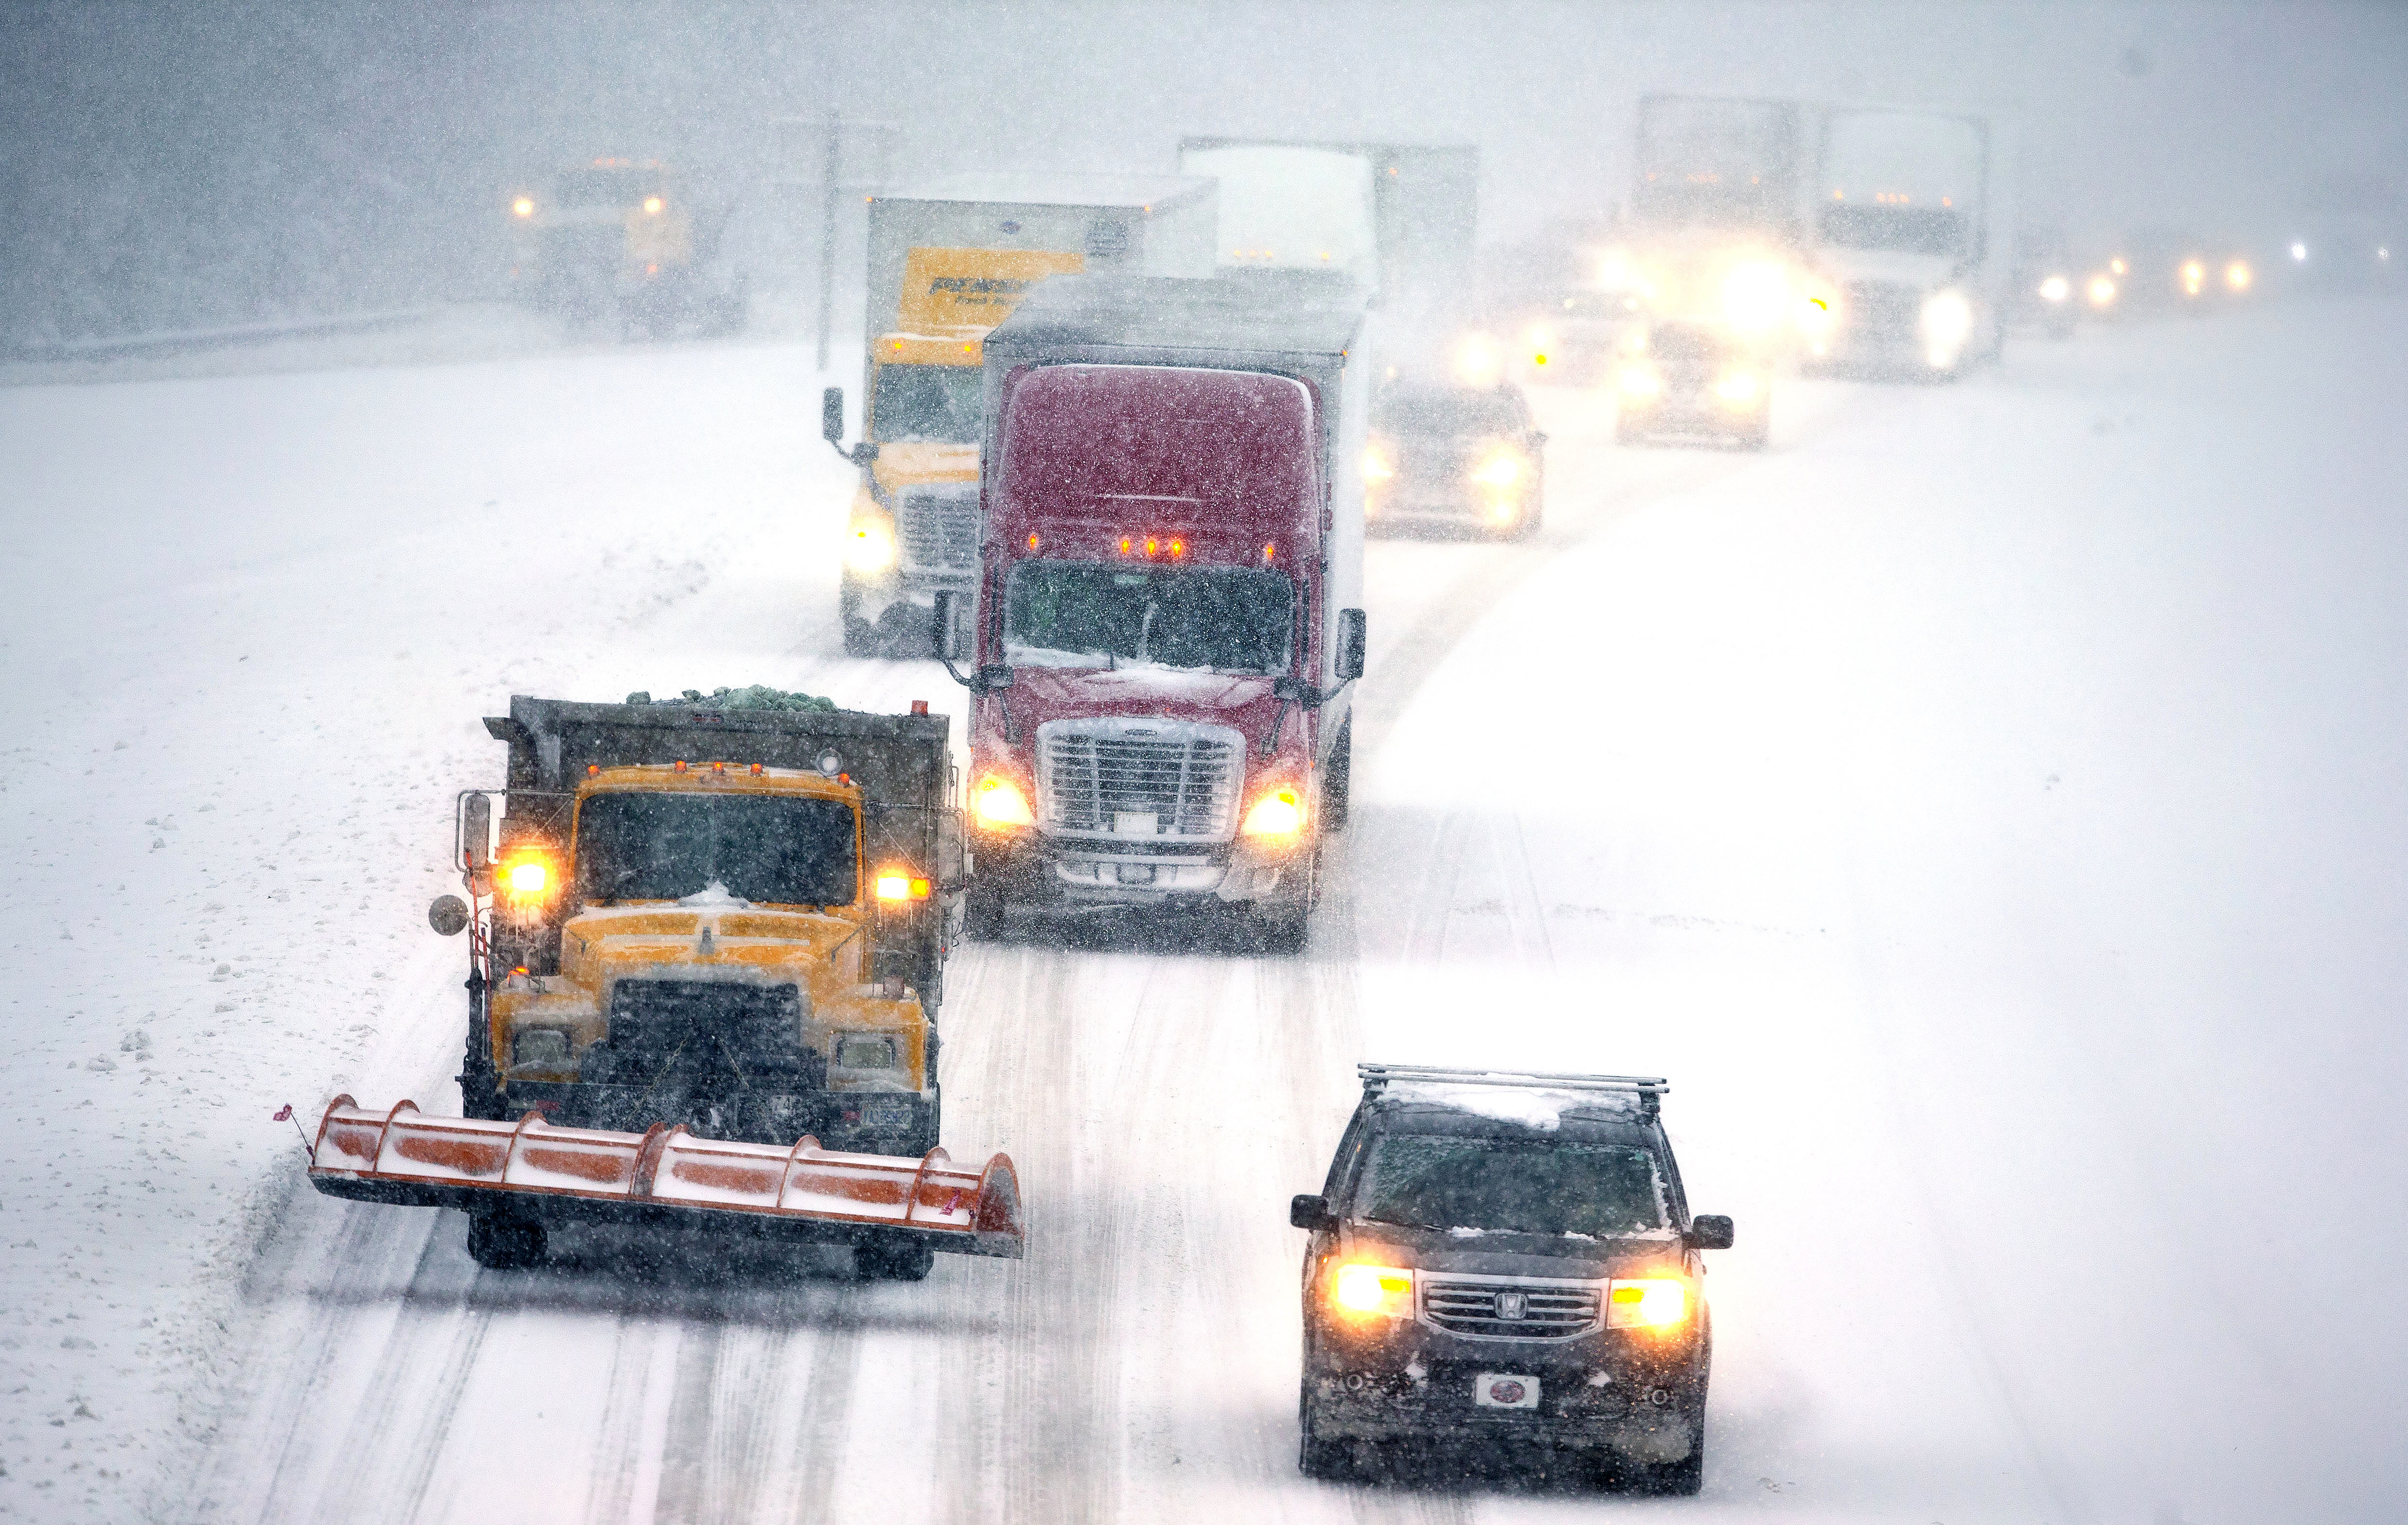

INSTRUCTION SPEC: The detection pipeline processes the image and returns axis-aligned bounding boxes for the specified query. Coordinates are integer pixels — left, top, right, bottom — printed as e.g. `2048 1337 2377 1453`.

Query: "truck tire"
465 1213 546 1270
1321 719 1352 833
856 1237 935 1281
963 881 1007 941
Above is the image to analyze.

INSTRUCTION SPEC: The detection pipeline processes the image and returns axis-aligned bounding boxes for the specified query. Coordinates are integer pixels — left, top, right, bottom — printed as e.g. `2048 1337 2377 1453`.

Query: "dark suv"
1290 1065 1734 1493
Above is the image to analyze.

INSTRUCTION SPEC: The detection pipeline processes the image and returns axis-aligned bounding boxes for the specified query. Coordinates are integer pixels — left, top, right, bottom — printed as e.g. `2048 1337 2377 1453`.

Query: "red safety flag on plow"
273 1104 293 1121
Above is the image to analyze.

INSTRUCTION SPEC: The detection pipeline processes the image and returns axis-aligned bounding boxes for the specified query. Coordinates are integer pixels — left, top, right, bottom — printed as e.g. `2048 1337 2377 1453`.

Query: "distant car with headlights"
1363 379 1546 540
1291 1065 1733 1493
1614 320 1771 449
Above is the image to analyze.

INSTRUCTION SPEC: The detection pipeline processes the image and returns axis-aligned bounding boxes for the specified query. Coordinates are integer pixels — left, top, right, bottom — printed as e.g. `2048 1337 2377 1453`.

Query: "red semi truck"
932 275 1368 953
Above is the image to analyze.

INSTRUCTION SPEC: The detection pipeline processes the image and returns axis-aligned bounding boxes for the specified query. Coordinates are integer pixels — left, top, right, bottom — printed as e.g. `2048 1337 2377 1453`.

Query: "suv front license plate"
1473 1373 1540 1410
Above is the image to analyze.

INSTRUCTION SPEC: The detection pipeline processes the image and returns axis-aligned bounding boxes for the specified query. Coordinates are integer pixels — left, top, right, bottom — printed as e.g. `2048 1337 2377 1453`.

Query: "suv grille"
1421 1276 1602 1339
894 485 979 575
1037 719 1243 839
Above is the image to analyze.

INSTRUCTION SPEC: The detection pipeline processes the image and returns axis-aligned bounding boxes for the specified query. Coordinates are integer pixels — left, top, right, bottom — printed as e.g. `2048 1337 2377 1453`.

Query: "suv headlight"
1329 1262 1414 1319
1606 1277 1689 1330
1920 289 1975 348
844 518 896 575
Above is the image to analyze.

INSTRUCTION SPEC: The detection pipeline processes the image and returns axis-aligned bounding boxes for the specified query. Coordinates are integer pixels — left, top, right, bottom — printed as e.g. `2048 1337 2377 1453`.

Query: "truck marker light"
588 764 601 776
1120 536 1133 556
751 762 764 773
1169 538 1183 558
973 775 1035 828
1331 1263 1413 1317
1262 543 1276 564
673 761 688 772
910 701 928 716
711 761 726 773
1025 533 1040 551
1242 787 1305 837
1146 537 1158 556
1606 1278 1689 1330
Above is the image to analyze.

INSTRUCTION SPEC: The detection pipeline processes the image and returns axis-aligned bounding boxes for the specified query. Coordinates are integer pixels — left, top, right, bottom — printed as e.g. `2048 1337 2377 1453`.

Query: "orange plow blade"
305 1097 1023 1259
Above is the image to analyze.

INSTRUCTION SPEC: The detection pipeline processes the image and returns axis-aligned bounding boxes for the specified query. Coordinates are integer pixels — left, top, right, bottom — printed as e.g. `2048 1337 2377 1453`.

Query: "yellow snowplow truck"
506 159 747 338
447 692 959 1153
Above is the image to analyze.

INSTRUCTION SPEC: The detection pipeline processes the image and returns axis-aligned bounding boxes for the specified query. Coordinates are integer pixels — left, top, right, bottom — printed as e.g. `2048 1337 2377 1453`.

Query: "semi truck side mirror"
1290 1193 1333 1231
428 895 470 937
462 794 492 869
932 589 966 663
1687 1214 1735 1250
821 387 845 445
1334 609 1366 682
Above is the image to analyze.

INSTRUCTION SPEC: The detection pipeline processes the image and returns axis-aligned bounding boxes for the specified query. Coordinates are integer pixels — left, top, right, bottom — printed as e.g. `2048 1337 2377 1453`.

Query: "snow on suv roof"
1357 1064 1667 1132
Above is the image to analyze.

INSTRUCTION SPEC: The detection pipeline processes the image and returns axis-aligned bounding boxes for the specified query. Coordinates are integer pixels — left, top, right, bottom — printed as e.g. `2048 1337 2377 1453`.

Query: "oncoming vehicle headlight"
1242 786 1305 837
1470 452 1522 488
2225 259 2253 293
1714 370 1760 405
2180 260 2207 297
1920 289 1975 349
1618 364 1662 398
844 519 896 575
2087 274 2118 308
1361 443 1395 482
1330 1262 1413 1318
973 774 1035 828
1721 259 1791 333
2038 274 2071 303
511 195 535 219
1606 1277 1689 1330
833 1033 900 1070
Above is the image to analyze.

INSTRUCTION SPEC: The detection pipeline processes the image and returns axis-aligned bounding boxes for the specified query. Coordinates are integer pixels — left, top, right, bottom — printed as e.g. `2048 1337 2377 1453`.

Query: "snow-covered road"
3 303 2403 1523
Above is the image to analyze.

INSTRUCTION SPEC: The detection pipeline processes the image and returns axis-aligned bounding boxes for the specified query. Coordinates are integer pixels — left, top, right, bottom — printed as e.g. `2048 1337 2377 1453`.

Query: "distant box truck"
1802 106 2016 378
828 176 1218 656
1176 137 1478 354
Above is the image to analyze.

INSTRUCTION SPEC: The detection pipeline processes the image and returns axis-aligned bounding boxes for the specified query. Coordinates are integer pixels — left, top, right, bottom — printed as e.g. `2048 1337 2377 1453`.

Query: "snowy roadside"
0 337 855 1519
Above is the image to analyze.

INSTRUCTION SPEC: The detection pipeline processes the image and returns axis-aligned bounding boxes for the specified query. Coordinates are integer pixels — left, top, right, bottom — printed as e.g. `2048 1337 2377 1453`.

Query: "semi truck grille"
1035 718 1244 840
893 485 980 574
1843 281 1922 339
1421 1276 1602 1339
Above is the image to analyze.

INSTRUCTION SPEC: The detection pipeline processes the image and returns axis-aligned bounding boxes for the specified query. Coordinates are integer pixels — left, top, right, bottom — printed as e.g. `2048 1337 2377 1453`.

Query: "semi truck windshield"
1357 1135 1667 1237
872 364 983 444
575 794 858 906
1005 562 1294 674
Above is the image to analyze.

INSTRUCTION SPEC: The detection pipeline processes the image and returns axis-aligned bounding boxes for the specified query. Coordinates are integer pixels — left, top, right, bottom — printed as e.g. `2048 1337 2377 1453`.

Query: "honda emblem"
1496 1291 1528 1320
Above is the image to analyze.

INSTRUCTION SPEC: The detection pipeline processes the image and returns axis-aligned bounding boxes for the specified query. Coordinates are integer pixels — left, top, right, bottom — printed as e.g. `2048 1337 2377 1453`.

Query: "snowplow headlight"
973 775 1035 828
1607 1277 1689 1330
502 857 550 897
1331 1262 1413 1318
844 519 896 575
1618 364 1661 398
1242 786 1305 837
2225 259 2253 293
874 870 933 902
2088 275 2117 307
2039 274 2071 303
1470 451 1522 488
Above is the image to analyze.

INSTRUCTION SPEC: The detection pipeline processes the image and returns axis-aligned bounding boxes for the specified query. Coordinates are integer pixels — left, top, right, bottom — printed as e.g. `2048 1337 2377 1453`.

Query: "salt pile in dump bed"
624 685 837 712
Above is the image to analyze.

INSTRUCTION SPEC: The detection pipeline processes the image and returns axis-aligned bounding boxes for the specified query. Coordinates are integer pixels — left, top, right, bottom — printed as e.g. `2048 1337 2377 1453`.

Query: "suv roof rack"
1357 1064 1669 1120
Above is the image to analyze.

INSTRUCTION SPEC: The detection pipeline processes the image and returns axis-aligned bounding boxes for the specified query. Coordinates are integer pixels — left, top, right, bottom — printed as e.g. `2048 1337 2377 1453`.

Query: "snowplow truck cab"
454 693 961 1159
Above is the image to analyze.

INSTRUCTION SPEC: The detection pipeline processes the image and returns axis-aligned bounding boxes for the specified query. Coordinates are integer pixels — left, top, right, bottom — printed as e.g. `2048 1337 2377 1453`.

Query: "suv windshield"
872 364 983 444
1357 1134 1666 1237
1376 387 1527 438
1005 562 1294 674
575 794 857 906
